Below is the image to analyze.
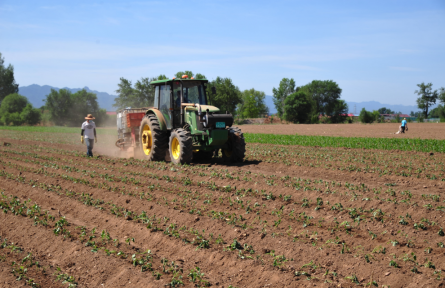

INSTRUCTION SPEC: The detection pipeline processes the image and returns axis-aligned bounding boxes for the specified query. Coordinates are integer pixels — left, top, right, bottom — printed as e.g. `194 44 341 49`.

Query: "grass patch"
0 126 115 135
245 133 445 153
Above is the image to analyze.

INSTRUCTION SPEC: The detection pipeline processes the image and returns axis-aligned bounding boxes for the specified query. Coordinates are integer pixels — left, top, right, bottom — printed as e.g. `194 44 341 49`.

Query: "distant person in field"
81 114 97 157
401 117 408 133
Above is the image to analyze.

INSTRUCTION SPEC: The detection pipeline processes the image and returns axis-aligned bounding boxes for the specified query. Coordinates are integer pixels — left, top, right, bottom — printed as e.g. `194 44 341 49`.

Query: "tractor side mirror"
211 87 216 95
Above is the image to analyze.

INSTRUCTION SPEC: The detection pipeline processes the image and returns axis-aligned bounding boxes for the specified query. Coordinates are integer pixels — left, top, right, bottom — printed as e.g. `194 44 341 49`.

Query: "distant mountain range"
265 96 426 115
344 100 430 115
19 84 116 111
19 85 426 115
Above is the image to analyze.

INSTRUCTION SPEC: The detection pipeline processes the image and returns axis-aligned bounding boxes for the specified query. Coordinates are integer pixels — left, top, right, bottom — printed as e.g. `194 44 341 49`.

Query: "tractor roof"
150 78 209 85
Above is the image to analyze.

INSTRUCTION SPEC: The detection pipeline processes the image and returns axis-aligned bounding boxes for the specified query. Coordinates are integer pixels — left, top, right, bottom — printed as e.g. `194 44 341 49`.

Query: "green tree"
272 78 296 118
372 110 382 123
208 77 241 116
0 93 41 126
410 111 422 118
238 88 268 118
359 108 374 123
300 80 342 116
0 53 19 104
438 105 445 122
429 105 445 120
195 73 206 79
174 71 207 80
44 89 74 126
283 91 313 123
45 89 105 126
113 77 159 110
70 89 107 126
20 103 41 125
329 100 349 123
415 82 438 118
439 87 445 104
377 107 394 114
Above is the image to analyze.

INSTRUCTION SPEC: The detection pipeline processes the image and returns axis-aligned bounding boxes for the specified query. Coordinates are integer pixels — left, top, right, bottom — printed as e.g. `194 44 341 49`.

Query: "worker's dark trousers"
86 138 94 157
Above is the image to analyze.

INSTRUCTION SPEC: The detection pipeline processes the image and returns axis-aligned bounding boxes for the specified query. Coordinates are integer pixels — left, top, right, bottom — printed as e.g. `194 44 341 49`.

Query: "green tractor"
138 76 245 164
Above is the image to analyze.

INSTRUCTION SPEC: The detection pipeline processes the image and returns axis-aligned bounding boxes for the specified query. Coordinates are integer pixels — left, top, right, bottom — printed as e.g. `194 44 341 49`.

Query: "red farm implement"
115 108 147 157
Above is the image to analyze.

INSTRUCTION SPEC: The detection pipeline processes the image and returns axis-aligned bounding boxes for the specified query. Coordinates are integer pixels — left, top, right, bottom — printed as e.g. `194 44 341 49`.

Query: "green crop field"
244 133 445 153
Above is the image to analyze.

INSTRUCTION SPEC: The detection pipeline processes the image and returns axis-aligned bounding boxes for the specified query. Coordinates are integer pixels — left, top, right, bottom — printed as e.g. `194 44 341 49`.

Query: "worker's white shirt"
81 120 96 139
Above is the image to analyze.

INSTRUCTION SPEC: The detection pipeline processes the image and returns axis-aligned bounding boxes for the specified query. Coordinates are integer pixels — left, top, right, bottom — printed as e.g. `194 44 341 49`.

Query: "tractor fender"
146 108 167 131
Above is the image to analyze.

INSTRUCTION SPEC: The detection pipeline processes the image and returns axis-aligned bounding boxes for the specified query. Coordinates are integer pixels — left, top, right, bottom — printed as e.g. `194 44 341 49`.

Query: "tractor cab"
150 77 213 129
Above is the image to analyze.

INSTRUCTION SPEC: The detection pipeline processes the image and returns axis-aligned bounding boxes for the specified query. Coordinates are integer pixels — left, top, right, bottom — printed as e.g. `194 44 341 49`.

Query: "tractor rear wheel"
169 128 193 164
222 127 246 162
139 114 168 161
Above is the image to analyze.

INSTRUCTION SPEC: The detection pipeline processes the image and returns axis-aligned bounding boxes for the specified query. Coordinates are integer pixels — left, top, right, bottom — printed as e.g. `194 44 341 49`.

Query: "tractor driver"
175 90 190 107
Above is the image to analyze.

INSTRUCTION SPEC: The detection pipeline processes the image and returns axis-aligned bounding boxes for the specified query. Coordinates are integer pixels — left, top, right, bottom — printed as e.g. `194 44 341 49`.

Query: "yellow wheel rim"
171 137 180 160
223 149 233 158
141 124 152 156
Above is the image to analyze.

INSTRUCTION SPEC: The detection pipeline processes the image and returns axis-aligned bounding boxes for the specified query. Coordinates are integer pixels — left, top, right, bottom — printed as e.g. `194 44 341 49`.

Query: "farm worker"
81 114 97 157
401 118 408 133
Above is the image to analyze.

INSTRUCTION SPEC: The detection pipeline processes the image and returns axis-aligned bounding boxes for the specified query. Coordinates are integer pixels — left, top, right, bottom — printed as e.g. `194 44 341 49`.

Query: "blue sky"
1 0 444 105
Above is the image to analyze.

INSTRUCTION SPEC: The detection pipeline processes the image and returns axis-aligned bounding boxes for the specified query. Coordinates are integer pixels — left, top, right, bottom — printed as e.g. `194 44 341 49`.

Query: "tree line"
0 52 41 126
415 82 445 120
272 78 348 123
358 82 445 123
113 71 269 119
113 73 348 124
0 52 109 126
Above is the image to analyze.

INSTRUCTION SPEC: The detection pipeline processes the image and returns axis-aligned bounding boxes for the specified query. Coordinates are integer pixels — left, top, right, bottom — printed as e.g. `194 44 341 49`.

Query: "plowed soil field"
240 122 445 139
1 129 445 287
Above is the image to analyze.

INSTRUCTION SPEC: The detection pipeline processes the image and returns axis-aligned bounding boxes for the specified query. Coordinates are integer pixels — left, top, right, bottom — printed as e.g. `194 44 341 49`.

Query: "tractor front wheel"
139 114 168 161
169 128 193 165
222 127 246 162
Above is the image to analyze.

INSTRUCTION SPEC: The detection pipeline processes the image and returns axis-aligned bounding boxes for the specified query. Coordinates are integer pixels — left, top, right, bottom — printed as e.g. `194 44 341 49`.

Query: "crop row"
0 230 75 288
2 147 445 217
5 140 445 184
245 133 445 153
2 153 445 285
246 143 445 180
2 149 444 245
0 191 211 287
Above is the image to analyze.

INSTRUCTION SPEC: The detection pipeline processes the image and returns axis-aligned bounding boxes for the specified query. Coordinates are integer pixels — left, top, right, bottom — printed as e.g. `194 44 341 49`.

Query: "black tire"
222 127 246 162
193 150 214 162
169 128 193 165
139 114 168 161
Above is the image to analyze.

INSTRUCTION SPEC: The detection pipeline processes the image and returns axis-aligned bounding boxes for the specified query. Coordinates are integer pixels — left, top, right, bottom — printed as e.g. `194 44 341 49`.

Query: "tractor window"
173 81 181 108
172 81 182 126
154 86 159 108
160 84 172 129
182 81 207 105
